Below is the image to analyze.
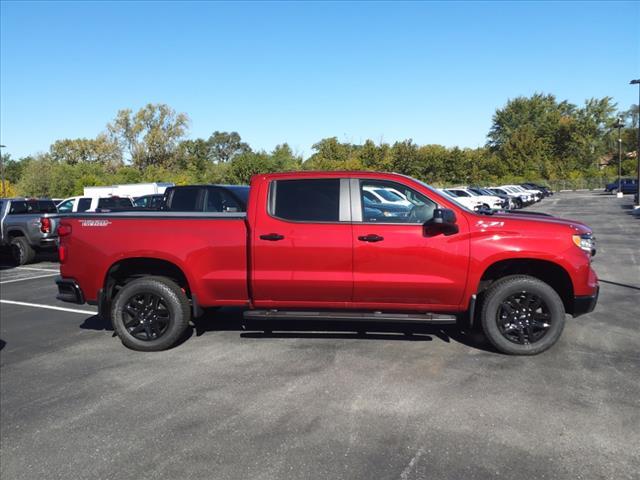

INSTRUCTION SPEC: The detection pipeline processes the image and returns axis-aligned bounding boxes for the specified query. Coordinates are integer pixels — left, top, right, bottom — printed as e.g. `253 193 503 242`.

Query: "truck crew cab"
54 172 599 355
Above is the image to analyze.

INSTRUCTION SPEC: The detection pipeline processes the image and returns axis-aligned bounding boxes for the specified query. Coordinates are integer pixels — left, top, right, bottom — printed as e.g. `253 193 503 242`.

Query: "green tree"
226 152 269 184
49 134 122 169
107 103 189 169
306 137 362 170
271 143 303 171
1 154 32 184
16 156 57 197
207 131 251 163
358 140 391 171
390 140 420 177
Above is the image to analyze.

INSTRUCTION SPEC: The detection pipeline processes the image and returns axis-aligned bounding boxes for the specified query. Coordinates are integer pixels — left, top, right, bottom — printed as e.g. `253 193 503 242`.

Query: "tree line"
1 93 638 198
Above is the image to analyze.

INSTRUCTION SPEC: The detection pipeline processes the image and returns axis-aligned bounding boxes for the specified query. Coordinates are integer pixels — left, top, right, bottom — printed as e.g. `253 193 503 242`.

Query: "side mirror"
424 208 459 236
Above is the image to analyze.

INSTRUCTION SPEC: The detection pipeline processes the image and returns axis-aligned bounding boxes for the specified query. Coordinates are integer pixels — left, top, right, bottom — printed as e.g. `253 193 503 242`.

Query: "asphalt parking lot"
1 192 639 480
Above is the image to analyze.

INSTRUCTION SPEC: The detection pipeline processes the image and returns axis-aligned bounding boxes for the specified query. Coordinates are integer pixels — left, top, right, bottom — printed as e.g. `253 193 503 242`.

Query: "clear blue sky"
1 1 639 159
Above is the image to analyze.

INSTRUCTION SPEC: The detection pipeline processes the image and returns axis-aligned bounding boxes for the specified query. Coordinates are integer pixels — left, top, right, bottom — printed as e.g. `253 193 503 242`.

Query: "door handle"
260 233 285 241
358 234 384 242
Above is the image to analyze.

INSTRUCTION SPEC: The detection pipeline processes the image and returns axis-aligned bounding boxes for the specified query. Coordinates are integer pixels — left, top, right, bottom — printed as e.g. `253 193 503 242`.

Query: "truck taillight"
58 223 72 237
40 217 51 234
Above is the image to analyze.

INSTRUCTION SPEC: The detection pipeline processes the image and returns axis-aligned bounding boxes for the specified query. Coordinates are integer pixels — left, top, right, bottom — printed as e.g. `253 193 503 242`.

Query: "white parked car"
439 189 483 211
446 187 504 210
362 186 412 206
498 186 535 205
488 187 526 208
501 185 542 202
57 196 134 213
468 187 515 210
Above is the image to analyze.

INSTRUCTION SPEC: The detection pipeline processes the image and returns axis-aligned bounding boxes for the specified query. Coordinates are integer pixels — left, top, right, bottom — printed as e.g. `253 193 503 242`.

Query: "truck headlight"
573 233 596 256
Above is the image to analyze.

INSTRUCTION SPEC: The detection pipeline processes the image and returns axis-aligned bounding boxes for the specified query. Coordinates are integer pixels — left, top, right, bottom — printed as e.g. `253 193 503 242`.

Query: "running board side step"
243 310 457 324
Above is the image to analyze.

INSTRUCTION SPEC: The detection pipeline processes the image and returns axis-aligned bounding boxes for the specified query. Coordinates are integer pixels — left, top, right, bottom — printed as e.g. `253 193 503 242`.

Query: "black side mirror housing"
424 208 459 236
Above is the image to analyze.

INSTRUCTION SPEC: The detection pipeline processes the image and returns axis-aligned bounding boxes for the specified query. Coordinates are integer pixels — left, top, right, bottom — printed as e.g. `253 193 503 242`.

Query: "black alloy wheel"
111 276 191 351
496 292 551 345
122 292 171 341
480 275 565 355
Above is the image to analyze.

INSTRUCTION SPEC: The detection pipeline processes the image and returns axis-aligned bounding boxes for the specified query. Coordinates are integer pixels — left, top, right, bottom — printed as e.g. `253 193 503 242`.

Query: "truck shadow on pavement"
194 308 496 353
78 308 497 353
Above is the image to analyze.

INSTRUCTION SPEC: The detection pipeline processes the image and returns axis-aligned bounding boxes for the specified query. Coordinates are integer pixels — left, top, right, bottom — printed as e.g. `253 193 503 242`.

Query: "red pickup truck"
54 171 599 355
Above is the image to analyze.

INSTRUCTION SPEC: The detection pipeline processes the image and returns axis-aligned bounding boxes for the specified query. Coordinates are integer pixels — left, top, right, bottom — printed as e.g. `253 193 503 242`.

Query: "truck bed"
58 211 249 306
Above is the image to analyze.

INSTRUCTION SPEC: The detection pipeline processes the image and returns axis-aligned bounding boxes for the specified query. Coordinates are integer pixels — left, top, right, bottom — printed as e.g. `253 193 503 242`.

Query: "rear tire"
480 275 565 355
10 237 36 266
111 276 191 351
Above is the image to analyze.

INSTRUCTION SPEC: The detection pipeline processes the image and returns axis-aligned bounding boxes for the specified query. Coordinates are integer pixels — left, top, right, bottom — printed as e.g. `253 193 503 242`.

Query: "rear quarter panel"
59 216 249 306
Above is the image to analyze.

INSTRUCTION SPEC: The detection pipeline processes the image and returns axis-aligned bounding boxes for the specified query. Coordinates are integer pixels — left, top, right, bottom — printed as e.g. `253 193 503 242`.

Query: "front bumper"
572 285 599 317
55 277 85 304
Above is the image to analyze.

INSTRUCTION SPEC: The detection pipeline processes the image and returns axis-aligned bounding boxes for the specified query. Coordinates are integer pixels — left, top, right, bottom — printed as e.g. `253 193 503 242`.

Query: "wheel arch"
102 257 195 314
7 228 26 238
477 258 575 315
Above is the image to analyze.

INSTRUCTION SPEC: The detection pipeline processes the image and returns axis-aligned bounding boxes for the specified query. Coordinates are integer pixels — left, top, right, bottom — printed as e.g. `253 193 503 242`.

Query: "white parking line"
0 273 60 284
0 299 96 315
15 266 59 273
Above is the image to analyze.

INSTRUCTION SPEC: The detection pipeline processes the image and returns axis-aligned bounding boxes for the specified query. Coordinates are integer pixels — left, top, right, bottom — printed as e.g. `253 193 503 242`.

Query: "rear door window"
97 197 133 209
9 201 27 214
166 187 203 211
271 179 340 222
77 198 92 212
25 200 55 213
150 195 165 208
37 201 57 213
204 189 243 213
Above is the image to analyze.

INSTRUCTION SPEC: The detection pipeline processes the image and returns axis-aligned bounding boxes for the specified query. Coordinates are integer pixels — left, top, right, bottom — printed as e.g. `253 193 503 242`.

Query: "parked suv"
0 198 59 264
605 178 638 195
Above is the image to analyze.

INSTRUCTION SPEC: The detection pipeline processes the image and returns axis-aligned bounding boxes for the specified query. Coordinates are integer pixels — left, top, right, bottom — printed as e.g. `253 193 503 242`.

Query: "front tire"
111 276 191 351
480 275 565 355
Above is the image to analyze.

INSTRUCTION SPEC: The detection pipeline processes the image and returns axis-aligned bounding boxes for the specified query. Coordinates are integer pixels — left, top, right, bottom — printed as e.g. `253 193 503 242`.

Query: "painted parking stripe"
15 266 59 273
0 299 96 315
0 273 60 284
